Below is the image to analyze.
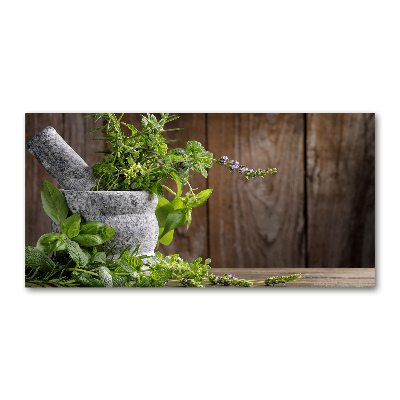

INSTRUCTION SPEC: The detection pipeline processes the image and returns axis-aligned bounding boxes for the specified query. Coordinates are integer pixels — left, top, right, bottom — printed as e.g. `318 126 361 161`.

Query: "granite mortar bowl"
51 190 159 258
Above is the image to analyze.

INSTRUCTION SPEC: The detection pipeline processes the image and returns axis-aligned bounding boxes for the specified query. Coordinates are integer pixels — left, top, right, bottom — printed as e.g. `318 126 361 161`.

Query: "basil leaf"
159 208 186 239
73 234 103 247
61 234 90 267
60 213 81 238
73 221 116 246
189 189 213 208
158 229 174 245
36 233 66 254
170 198 184 210
155 198 174 230
41 180 69 225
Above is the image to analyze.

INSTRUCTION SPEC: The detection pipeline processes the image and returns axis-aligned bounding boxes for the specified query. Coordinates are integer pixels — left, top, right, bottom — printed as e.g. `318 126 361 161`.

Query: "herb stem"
67 268 99 277
161 185 176 196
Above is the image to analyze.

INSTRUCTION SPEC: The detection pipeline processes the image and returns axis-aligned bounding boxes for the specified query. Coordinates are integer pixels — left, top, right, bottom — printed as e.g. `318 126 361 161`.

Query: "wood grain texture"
25 113 105 246
306 113 375 268
207 113 305 268
120 113 208 260
165 268 375 287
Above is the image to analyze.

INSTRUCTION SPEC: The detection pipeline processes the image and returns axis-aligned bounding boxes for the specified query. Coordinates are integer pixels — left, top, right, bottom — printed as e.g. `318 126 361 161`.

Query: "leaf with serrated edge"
98 266 113 287
61 234 90 267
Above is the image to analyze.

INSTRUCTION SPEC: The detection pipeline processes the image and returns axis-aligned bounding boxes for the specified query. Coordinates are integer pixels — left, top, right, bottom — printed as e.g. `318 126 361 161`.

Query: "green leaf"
60 213 81 238
159 208 186 239
91 252 106 264
25 246 56 271
41 180 69 225
71 271 104 287
189 189 213 208
61 234 90 267
150 182 164 198
158 229 174 245
73 221 116 246
170 197 184 210
72 234 103 247
119 260 139 279
97 266 113 287
36 233 66 254
186 208 192 229
155 198 174 230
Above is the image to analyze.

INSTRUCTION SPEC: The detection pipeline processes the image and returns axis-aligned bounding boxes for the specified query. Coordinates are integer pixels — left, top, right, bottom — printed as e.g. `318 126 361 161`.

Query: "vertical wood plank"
306 113 375 268
207 113 305 268
25 113 105 246
121 113 208 260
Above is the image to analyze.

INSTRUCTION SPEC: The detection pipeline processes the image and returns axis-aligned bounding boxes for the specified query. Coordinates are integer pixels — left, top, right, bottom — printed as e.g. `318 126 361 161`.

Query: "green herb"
40 180 69 225
85 113 277 246
264 274 302 286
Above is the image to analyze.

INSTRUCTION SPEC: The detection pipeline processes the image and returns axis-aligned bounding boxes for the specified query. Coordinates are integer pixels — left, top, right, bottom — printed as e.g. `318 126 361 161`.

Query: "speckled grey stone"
26 126 98 191
51 190 159 258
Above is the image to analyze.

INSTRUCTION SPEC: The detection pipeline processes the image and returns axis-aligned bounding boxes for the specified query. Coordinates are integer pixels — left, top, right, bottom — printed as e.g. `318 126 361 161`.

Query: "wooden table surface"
168 268 375 288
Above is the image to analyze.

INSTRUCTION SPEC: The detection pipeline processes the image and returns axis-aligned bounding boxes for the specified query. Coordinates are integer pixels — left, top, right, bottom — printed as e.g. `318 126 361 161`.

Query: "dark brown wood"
207 113 305 268
25 113 105 247
306 114 375 268
166 268 375 287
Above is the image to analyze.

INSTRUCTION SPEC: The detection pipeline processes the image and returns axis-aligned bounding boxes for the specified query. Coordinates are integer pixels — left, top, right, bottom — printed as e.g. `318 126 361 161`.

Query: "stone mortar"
26 126 98 191
51 190 159 258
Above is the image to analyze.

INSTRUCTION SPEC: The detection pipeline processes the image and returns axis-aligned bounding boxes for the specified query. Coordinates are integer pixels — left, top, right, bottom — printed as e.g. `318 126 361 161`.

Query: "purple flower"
221 156 228 160
164 281 168 285
184 278 188 283
231 161 239 172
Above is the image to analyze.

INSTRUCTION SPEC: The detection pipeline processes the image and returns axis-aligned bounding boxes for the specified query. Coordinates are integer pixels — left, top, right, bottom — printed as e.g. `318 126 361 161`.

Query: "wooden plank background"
25 113 375 268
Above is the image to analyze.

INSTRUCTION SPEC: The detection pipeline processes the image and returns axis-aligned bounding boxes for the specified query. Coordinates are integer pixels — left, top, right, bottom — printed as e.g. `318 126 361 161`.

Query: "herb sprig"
85 113 277 246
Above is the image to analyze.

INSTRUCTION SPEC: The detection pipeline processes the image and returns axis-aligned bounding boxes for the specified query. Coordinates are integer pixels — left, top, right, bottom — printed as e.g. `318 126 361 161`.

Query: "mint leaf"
61 234 90 267
97 266 113 287
41 180 69 225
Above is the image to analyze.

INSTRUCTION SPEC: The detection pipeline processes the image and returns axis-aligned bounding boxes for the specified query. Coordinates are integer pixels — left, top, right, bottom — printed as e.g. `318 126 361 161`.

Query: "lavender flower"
215 156 277 179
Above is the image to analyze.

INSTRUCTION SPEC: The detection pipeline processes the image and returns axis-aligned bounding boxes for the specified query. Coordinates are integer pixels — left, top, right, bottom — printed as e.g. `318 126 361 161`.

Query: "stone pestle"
26 126 98 191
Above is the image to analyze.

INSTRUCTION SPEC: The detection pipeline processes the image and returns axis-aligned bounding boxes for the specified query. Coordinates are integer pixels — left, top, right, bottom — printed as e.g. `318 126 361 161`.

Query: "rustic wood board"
306 113 375 268
207 113 305 268
166 268 375 288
